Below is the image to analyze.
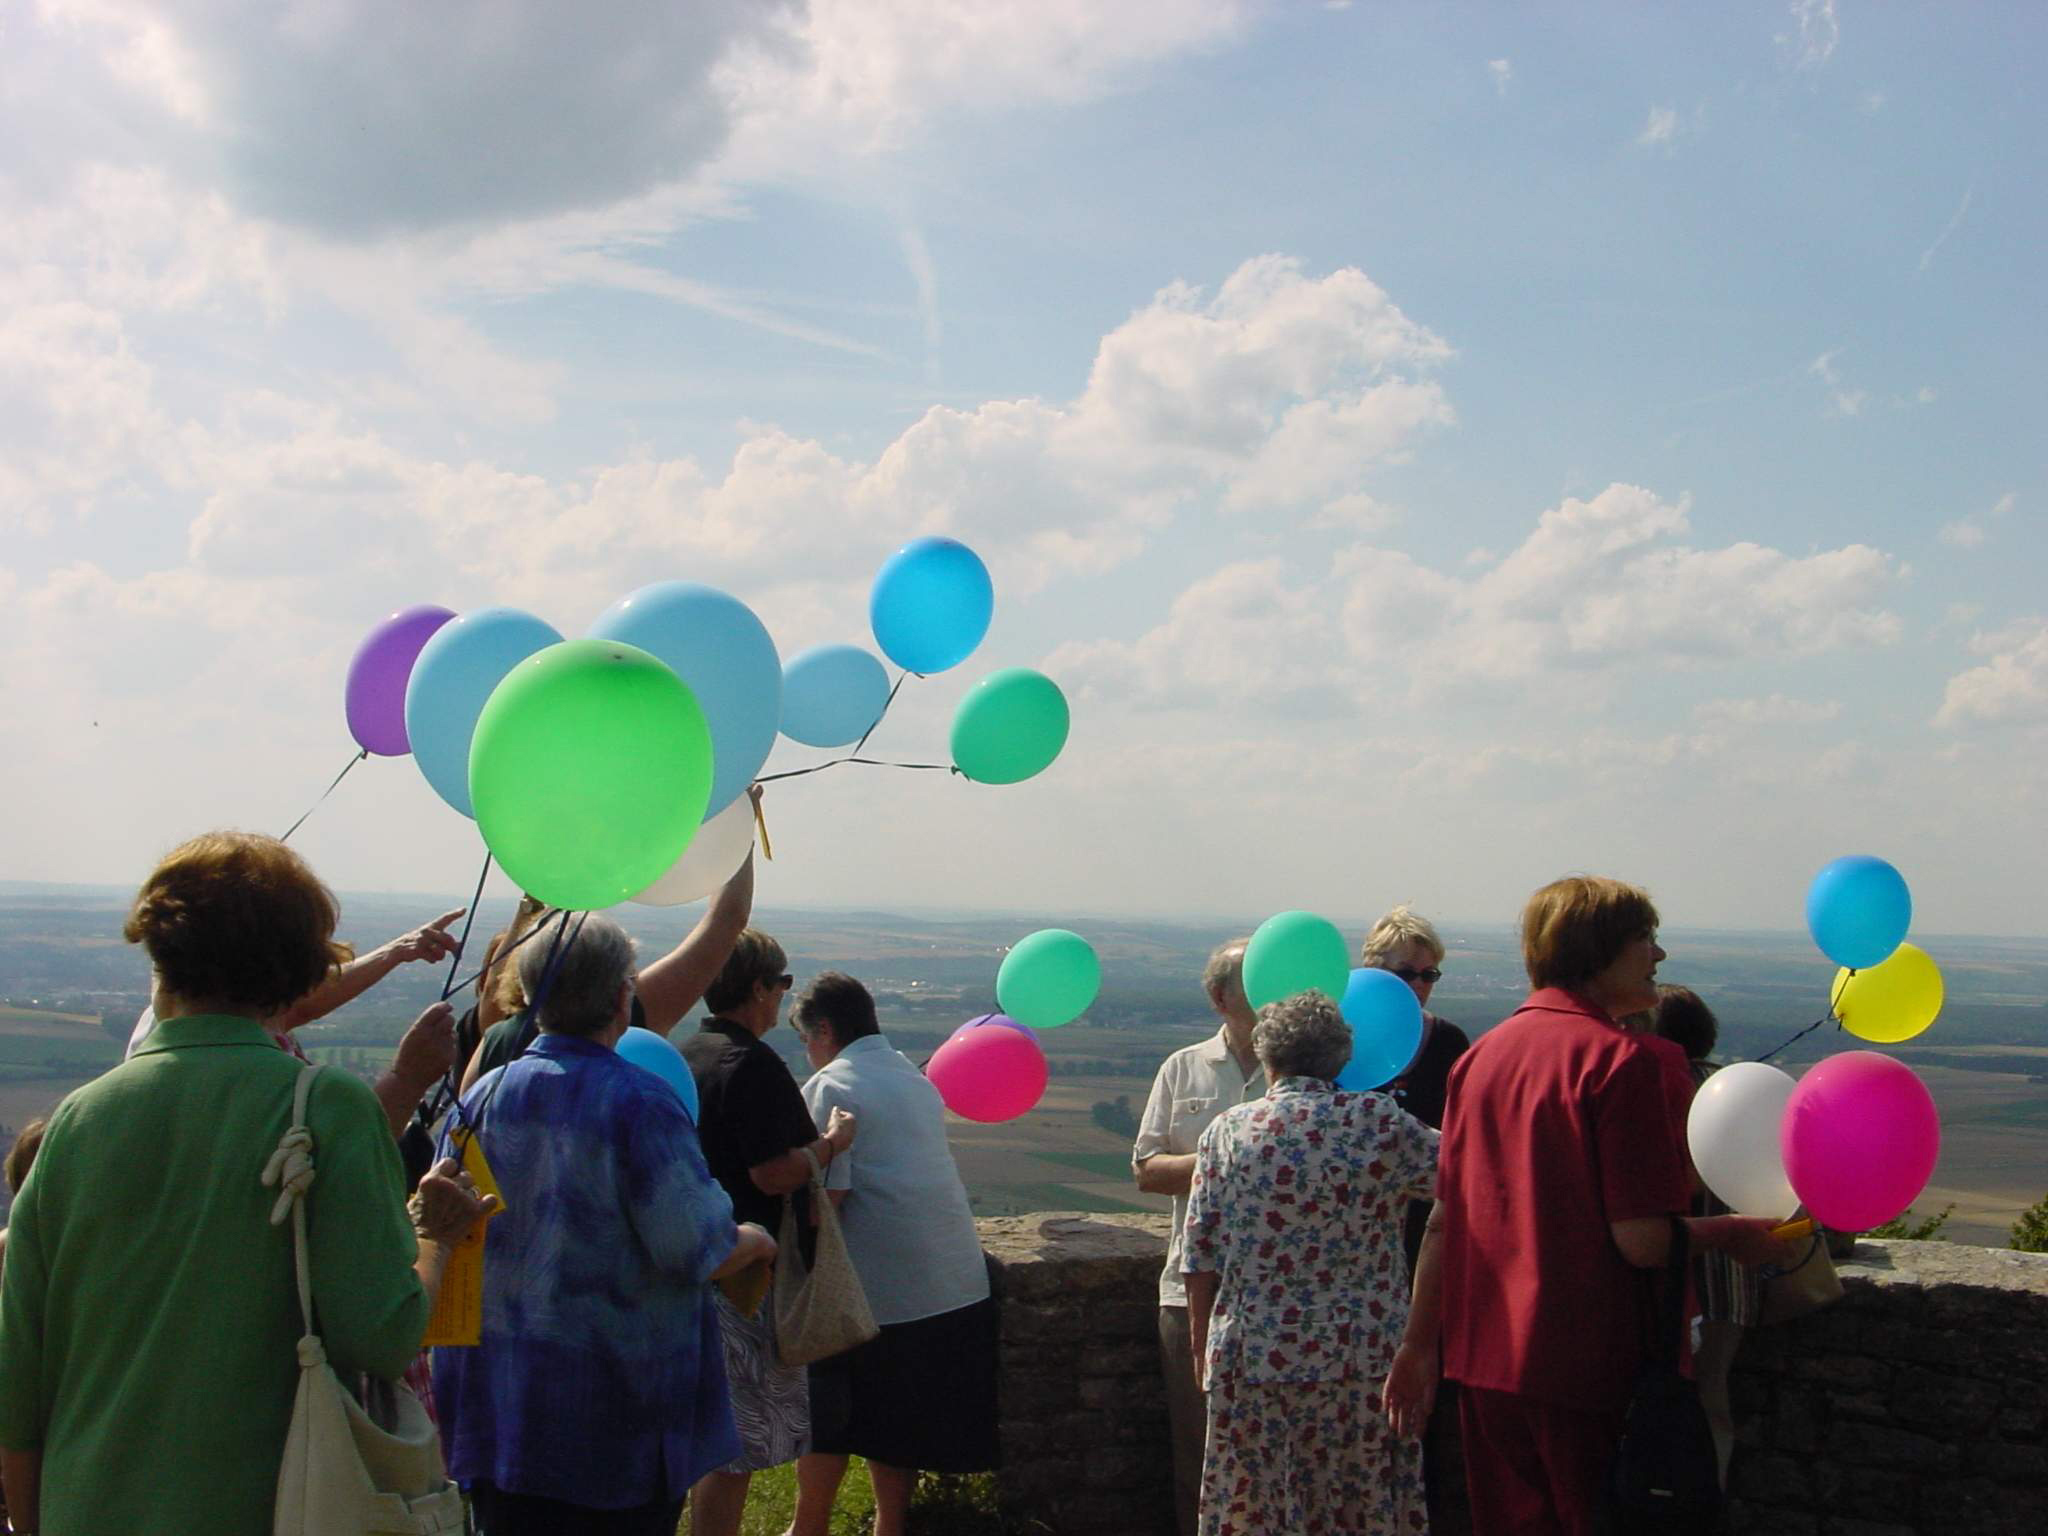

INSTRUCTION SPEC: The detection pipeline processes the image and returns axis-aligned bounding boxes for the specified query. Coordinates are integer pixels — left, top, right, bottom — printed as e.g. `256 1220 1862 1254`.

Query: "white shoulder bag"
264 1064 468 1535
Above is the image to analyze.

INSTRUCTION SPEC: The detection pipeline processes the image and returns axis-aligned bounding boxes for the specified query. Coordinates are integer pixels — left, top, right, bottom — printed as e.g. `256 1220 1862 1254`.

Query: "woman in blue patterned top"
433 915 776 1536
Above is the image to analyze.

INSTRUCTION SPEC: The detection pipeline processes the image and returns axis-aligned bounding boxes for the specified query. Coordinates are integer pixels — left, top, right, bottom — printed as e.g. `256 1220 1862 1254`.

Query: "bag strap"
260 1064 324 1344
1644 1214 1691 1370
800 1144 826 1187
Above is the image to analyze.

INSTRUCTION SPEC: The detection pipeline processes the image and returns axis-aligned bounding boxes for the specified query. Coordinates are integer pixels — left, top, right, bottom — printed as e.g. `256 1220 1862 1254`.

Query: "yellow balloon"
1831 942 1943 1044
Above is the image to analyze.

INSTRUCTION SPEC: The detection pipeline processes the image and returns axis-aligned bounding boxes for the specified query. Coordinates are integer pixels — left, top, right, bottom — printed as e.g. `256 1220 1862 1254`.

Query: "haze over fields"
6 885 2042 1247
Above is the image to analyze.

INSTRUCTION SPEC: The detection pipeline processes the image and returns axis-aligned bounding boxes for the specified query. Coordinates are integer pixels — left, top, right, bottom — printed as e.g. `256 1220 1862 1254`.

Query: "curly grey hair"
517 913 638 1037
1251 991 1352 1082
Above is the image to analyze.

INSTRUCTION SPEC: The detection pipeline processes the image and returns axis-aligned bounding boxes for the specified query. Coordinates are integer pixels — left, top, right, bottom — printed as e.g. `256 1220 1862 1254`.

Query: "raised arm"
635 832 758 1038
274 909 465 1032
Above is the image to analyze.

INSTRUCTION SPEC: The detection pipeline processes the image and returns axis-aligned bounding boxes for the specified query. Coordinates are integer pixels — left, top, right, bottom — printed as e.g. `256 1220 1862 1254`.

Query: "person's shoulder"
305 1061 388 1129
1154 1032 1220 1077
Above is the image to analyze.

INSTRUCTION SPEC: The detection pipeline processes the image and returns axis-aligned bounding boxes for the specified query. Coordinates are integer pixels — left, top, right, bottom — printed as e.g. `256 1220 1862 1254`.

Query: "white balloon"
1687 1061 1800 1220
630 794 756 906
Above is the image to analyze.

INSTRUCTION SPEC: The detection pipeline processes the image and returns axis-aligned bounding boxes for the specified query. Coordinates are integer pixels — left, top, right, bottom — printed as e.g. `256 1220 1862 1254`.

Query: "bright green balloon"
1243 910 1351 1010
997 929 1101 1028
470 638 713 911
951 667 1070 785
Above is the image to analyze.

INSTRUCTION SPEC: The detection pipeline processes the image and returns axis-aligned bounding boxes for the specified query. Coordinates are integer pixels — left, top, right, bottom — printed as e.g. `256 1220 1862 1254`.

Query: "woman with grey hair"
1182 991 1441 1536
434 914 777 1535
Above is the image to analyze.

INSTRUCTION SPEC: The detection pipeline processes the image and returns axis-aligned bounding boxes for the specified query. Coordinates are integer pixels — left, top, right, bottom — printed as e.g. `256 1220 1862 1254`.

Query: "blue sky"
3 1 2044 939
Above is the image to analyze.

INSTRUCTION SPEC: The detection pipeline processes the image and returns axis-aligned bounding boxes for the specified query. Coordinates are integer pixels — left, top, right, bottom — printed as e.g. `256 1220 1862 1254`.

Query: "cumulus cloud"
1935 492 2015 551
1693 694 1843 727
1061 484 1903 714
1936 623 2048 728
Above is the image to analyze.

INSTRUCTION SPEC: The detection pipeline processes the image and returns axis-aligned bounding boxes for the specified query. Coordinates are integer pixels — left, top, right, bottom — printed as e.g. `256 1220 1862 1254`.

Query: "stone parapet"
979 1217 2048 1535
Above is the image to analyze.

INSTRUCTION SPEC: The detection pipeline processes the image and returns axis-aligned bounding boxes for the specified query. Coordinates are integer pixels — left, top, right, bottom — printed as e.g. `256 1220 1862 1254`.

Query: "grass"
710 1460 1014 1536
1032 1150 1143 1180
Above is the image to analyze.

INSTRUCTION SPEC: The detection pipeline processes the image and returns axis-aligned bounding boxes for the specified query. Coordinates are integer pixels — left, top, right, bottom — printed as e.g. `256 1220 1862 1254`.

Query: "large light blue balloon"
1806 855 1912 971
403 607 562 817
589 582 781 816
616 1026 700 1121
780 644 892 748
870 537 993 674
1334 968 1425 1092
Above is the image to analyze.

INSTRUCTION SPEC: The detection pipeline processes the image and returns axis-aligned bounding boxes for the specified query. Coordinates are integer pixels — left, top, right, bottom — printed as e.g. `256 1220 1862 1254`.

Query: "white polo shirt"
1132 1026 1265 1307
802 1034 991 1327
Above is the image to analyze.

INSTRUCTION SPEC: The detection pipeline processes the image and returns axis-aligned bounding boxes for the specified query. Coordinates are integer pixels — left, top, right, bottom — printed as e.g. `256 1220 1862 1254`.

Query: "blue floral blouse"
433 1034 741 1508
1183 1076 1439 1387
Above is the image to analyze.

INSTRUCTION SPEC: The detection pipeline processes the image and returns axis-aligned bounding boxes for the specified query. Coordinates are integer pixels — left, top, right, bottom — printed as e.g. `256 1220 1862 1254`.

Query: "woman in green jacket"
0 831 492 1535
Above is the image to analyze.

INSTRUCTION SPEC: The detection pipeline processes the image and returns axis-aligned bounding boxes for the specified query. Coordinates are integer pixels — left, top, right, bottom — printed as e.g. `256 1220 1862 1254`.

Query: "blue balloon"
403 607 563 817
1806 856 1912 970
1334 968 1425 1092
780 644 892 748
870 537 993 674
589 582 782 817
615 1026 700 1121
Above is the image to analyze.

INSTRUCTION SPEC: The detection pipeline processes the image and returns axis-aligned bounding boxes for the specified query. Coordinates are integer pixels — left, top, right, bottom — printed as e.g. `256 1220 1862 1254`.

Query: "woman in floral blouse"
1183 991 1440 1536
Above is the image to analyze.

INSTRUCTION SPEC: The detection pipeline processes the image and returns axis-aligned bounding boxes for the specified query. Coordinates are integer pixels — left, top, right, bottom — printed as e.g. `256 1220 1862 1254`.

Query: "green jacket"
0 1015 427 1536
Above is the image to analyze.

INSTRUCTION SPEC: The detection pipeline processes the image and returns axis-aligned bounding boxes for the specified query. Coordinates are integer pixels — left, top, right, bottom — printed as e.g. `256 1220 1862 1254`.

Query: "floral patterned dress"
1184 1076 1440 1536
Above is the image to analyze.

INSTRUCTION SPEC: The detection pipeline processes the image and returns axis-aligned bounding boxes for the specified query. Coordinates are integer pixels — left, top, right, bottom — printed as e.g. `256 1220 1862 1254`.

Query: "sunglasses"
1391 966 1443 985
773 973 794 991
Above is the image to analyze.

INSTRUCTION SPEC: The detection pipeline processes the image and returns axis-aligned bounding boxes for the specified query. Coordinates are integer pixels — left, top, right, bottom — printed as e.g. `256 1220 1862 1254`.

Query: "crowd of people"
0 824 1798 1536
1137 885 1794 1536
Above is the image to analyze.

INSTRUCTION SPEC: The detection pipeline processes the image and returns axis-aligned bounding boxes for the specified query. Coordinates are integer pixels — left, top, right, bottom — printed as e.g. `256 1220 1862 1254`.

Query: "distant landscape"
3 882 2044 1246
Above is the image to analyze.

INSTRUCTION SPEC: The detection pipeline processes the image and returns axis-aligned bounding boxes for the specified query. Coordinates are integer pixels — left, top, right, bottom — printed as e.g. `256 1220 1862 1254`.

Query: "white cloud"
1060 483 1903 716
1935 492 2015 551
1488 59 1512 96
1808 348 1871 418
1781 0 1840 70
1937 623 2048 728
1637 105 1679 149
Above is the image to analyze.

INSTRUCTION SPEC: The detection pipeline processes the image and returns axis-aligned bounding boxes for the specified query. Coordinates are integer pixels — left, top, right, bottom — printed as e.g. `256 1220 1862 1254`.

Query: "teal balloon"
404 606 563 817
1243 911 1351 1011
589 582 780 817
950 668 1070 785
469 639 713 912
616 1026 700 1121
997 929 1101 1028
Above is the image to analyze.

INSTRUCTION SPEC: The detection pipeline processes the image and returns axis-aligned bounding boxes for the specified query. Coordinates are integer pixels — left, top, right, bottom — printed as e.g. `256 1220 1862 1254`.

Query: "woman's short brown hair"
703 928 789 1016
1652 984 1718 1062
1520 876 1660 992
122 832 351 1015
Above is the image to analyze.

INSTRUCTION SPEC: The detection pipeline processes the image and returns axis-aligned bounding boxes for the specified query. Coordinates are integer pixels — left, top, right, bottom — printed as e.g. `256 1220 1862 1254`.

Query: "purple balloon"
346 605 456 756
949 1012 1032 1042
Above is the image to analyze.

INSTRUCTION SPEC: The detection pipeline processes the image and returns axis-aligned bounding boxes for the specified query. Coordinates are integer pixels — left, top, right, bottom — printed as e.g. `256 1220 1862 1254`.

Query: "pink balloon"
1781 1051 1940 1232
928 1022 1048 1124
347 605 456 756
948 1012 1032 1043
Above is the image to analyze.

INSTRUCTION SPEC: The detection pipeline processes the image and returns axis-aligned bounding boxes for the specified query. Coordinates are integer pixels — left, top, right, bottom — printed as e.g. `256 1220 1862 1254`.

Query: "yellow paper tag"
422 1126 504 1348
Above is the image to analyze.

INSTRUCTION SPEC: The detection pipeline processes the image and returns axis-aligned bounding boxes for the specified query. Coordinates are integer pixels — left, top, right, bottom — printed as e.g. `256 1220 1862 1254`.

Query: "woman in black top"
682 928 855 1536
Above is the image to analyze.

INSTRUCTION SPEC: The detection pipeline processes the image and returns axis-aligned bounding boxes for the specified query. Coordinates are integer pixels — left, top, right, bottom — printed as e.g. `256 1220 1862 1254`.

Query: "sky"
2 0 2045 939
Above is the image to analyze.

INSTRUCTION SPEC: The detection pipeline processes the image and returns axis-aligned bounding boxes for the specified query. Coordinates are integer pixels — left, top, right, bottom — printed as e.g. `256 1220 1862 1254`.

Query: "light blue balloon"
780 644 892 748
1334 968 1425 1092
616 1026 700 1121
403 606 562 817
589 582 781 816
1806 855 1912 971
870 537 993 674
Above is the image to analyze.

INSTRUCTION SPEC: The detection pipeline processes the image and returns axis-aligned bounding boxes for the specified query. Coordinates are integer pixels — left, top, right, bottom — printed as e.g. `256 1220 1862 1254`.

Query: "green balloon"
951 667 1070 785
470 639 714 911
1243 910 1351 1010
997 929 1101 1028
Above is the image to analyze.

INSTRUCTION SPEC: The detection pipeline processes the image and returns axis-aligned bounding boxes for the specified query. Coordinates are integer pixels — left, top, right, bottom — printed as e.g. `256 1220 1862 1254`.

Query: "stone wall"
978 1215 2048 1536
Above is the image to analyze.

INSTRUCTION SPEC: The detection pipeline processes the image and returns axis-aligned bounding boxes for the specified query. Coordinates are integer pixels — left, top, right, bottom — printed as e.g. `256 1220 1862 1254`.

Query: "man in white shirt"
1131 937 1264 1536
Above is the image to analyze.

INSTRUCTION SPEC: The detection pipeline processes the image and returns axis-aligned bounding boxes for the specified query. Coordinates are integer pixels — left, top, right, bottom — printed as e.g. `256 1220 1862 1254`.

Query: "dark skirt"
806 1296 1001 1472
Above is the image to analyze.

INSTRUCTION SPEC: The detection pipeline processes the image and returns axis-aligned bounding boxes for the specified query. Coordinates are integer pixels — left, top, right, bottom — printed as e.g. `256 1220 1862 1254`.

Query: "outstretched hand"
391 1001 459 1092
386 909 465 967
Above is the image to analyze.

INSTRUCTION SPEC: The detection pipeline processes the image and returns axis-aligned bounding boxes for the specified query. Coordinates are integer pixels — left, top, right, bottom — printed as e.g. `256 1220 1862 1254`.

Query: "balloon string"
755 756 961 784
279 748 369 842
442 904 563 999
850 669 919 756
439 851 495 1002
1750 1012 1841 1064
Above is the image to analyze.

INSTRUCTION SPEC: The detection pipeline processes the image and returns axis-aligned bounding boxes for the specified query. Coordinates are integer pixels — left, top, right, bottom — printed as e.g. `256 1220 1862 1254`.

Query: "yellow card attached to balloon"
422 1125 505 1349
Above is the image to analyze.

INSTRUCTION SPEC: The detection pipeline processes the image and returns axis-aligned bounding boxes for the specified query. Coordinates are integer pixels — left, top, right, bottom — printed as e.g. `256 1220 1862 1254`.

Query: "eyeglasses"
1391 966 1443 985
